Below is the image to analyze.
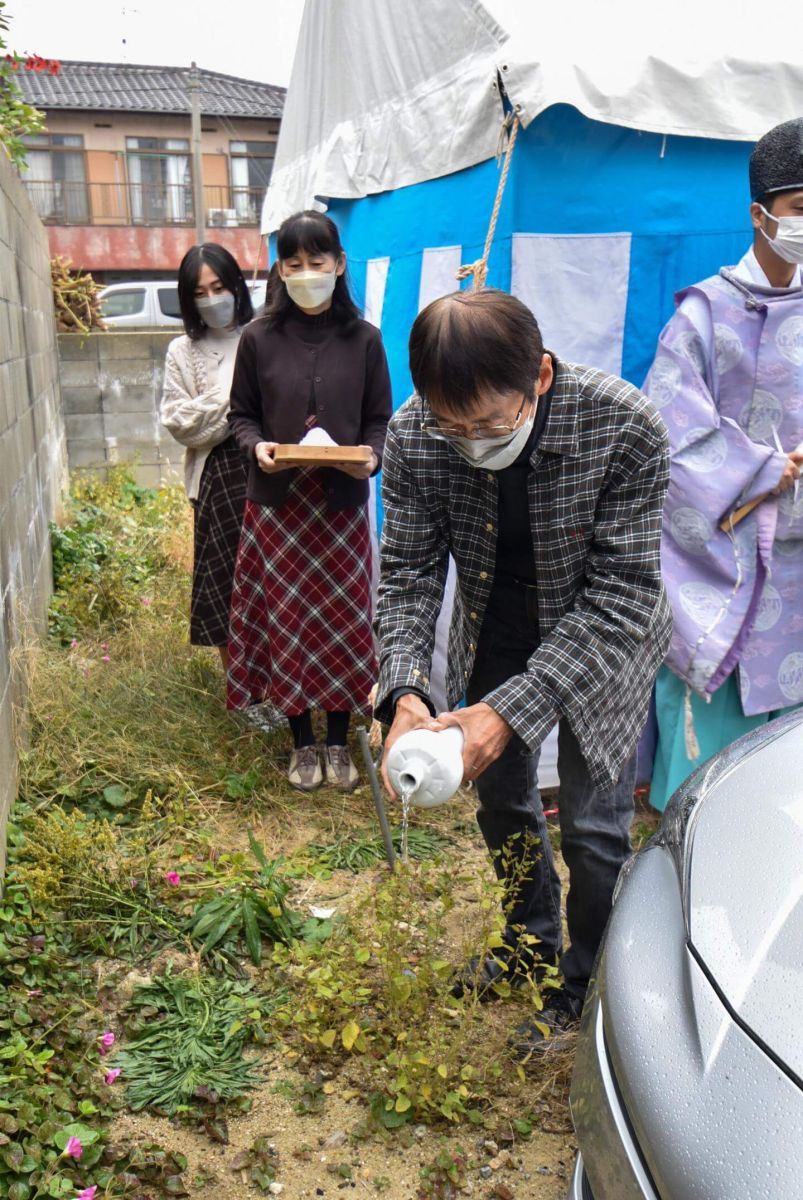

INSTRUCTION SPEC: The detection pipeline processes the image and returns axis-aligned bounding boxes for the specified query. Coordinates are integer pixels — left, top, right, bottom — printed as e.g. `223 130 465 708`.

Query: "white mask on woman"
284 269 338 310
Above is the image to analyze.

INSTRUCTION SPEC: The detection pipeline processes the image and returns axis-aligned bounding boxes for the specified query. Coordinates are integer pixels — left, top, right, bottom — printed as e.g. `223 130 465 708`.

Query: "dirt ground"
113 1089 575 1200
106 779 659 1200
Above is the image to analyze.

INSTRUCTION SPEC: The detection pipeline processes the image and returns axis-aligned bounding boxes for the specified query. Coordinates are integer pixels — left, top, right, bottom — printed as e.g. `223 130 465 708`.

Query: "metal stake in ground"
357 726 396 869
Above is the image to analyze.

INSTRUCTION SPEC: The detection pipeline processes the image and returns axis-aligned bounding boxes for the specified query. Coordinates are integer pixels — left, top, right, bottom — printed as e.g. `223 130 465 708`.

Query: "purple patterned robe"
644 262 803 715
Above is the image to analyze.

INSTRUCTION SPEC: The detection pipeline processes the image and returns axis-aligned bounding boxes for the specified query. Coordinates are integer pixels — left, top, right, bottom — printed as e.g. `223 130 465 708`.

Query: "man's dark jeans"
467 577 636 1003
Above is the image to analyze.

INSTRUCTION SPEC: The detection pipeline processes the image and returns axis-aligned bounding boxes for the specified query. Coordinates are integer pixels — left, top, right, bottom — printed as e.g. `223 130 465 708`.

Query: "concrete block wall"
0 153 67 872
58 331 184 488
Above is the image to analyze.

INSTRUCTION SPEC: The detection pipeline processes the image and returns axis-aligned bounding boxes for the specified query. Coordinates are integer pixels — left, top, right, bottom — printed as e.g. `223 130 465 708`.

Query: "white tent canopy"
262 0 803 232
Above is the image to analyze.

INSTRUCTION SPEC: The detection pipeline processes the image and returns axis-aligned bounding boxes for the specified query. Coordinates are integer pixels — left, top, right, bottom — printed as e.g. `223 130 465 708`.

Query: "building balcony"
21 180 265 228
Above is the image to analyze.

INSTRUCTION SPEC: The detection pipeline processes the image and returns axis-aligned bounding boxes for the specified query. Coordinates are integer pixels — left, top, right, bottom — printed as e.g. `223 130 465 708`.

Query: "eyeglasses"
422 395 532 441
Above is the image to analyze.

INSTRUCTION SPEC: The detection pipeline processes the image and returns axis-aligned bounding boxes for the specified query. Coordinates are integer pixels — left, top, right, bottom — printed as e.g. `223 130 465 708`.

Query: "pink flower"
104 1068 122 1084
164 871 181 886
70 639 79 649
28 988 43 997
101 655 111 663
141 596 152 606
63 1135 82 1159
99 1031 115 1055
76 1188 98 1200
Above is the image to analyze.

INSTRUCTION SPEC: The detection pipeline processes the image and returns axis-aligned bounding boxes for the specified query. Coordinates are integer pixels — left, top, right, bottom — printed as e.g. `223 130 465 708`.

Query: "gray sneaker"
324 745 359 791
288 745 323 792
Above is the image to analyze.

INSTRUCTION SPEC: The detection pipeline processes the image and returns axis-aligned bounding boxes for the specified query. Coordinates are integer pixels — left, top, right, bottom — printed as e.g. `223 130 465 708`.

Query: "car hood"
687 714 803 1084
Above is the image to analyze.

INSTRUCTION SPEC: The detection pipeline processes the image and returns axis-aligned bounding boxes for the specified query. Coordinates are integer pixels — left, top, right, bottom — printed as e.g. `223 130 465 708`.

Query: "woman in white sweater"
160 244 255 666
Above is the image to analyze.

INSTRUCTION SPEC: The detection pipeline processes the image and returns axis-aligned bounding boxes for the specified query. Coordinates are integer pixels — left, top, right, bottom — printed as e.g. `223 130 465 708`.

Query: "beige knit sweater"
160 327 243 500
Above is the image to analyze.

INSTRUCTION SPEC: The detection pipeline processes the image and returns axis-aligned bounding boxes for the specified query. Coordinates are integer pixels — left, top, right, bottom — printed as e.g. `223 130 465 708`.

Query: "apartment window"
230 140 274 222
126 137 192 225
21 133 88 223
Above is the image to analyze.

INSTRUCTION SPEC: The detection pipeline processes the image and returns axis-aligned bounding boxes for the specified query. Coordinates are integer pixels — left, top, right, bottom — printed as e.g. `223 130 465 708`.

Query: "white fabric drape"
164 142 190 223
511 234 632 377
25 149 85 221
262 0 803 233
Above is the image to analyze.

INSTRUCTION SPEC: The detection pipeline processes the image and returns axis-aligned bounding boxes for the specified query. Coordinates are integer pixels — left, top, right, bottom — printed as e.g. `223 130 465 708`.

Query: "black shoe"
450 947 537 1002
510 988 583 1060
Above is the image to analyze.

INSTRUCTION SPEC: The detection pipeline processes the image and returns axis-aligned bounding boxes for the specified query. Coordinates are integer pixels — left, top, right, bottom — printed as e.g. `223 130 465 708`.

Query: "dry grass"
19 624 286 812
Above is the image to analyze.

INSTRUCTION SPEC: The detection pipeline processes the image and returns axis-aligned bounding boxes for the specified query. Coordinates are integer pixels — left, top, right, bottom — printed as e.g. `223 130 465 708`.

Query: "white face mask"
283 268 337 310
448 403 537 471
759 204 803 265
196 291 236 328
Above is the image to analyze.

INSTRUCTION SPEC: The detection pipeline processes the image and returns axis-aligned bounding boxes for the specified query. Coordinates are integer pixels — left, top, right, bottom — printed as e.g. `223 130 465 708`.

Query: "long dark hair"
263 210 360 330
177 243 254 340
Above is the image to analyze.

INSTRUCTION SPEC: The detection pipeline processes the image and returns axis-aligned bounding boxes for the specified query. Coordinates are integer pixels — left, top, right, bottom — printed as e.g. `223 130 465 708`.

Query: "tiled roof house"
17 60 285 279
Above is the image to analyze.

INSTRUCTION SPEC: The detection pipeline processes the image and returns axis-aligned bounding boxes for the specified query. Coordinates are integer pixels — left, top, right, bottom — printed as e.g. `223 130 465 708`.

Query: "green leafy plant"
14 806 188 958
223 769 261 800
47 470 186 644
115 971 273 1116
0 1 55 169
229 1136 280 1193
270 854 548 1126
307 826 449 872
19 472 290 822
0 867 188 1199
101 1141 189 1197
188 832 330 965
417 1144 470 1199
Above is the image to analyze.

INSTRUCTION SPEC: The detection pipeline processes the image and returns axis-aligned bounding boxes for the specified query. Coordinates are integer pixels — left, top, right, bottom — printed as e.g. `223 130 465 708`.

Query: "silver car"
569 709 803 1199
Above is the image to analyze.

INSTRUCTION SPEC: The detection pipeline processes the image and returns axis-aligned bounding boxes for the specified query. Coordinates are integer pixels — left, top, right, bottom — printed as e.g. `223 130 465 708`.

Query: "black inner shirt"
493 384 551 585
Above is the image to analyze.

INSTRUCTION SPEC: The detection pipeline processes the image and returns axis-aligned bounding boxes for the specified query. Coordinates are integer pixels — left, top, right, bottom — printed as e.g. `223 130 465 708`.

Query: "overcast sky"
6 0 305 87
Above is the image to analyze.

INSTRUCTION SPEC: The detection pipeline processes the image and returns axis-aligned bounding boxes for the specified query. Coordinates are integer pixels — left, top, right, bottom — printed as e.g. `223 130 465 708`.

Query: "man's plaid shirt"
374 359 672 790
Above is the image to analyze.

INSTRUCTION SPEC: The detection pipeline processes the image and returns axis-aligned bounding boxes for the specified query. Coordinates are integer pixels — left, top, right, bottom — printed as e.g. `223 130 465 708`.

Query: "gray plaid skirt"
190 437 248 646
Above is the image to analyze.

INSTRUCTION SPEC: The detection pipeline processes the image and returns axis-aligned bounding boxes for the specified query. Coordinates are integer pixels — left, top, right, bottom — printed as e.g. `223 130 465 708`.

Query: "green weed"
116 971 274 1116
14 805 189 958
229 1136 280 1192
7 467 575 1175
188 832 331 966
0 858 188 1198
270 855 545 1125
48 468 188 645
306 826 449 872
417 1144 470 1199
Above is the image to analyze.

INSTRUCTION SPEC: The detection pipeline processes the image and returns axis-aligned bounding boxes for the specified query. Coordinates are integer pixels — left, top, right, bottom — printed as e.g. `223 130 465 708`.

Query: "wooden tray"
273 444 372 466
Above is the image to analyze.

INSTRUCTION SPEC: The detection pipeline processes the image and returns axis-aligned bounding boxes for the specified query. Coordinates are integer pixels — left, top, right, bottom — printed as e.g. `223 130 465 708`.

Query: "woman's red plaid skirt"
226 471 377 716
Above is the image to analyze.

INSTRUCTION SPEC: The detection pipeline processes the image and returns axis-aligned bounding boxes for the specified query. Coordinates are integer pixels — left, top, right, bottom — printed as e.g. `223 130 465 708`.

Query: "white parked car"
99 281 267 328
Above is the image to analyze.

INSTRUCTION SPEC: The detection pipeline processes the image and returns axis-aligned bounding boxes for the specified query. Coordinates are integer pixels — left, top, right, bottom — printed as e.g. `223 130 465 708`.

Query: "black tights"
287 710 350 749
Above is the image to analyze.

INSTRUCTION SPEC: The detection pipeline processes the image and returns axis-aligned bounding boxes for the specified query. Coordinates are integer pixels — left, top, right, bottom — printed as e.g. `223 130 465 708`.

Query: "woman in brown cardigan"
227 211 392 792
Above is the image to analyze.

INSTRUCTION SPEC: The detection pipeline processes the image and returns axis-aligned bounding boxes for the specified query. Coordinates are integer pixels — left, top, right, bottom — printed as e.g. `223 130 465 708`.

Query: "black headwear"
749 118 803 201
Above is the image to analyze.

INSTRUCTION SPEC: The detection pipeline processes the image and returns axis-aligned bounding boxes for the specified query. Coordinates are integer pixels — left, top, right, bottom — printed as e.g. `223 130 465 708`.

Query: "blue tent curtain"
322 104 753 417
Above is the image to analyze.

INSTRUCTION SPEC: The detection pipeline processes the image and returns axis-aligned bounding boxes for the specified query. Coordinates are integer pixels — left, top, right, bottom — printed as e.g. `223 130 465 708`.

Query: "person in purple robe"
644 118 803 811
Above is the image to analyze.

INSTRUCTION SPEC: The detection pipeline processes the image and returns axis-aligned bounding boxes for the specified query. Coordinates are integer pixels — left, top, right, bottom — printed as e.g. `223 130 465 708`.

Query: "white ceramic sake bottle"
386 726 465 808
